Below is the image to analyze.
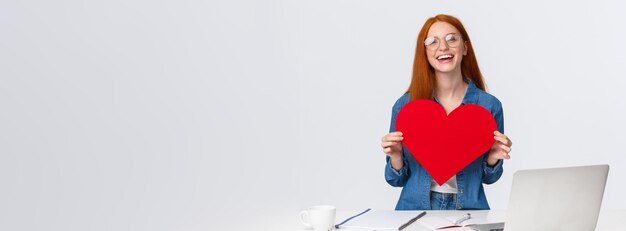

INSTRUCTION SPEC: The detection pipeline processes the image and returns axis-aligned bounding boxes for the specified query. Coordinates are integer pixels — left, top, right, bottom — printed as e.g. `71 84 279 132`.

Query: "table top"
297 209 626 231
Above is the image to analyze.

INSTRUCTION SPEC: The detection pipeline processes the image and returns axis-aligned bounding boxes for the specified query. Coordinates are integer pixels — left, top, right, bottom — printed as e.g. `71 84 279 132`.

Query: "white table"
298 209 626 231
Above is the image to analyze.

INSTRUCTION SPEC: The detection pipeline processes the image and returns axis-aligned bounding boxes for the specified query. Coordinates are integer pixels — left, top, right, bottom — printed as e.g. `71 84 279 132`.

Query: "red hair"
408 14 486 101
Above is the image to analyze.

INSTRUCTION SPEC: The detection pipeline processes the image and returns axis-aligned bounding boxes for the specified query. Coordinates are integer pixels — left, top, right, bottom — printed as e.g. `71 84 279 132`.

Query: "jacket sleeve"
385 97 410 187
482 100 504 184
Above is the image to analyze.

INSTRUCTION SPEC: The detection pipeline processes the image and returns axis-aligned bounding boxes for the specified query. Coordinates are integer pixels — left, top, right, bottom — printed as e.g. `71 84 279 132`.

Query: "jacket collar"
462 78 479 105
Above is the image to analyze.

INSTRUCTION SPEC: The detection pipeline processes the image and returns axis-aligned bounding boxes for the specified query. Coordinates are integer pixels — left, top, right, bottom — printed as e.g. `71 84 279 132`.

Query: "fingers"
382 132 403 156
491 144 511 160
498 143 511 153
497 151 511 159
490 132 512 160
382 132 404 142
385 136 404 142
383 146 402 156
501 150 511 159
381 141 400 148
492 131 513 159
490 143 511 153
490 149 511 160
493 131 512 146
493 135 508 145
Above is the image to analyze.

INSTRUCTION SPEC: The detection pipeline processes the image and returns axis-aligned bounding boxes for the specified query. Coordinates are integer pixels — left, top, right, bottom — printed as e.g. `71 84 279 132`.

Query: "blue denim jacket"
385 79 504 210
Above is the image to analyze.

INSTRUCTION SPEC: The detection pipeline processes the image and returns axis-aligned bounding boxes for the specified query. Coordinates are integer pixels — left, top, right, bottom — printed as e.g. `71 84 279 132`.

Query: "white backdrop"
1 1 625 230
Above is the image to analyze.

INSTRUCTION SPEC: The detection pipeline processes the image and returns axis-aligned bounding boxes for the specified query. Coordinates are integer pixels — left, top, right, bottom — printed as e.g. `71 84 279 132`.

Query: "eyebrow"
428 33 459 37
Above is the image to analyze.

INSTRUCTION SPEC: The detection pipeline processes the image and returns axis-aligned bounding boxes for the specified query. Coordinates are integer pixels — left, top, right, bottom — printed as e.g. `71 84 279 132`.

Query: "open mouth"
436 54 454 62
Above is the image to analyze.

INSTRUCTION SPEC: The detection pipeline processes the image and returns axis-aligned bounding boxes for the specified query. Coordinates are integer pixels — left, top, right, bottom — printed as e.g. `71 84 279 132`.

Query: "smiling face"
425 21 468 75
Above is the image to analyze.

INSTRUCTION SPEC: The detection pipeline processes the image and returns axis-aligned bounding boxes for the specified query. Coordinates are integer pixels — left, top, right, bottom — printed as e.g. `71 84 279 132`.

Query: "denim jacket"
385 79 504 210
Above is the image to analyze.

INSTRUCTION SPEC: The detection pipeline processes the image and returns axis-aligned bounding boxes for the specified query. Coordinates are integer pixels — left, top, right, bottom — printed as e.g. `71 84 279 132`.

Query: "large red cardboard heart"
395 100 496 185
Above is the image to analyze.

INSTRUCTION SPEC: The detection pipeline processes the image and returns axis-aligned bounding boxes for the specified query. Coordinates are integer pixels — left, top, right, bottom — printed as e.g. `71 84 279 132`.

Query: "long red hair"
408 14 486 101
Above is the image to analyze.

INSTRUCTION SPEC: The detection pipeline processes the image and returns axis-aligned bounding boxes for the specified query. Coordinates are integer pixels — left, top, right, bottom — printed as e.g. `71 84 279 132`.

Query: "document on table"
416 214 491 230
335 209 426 230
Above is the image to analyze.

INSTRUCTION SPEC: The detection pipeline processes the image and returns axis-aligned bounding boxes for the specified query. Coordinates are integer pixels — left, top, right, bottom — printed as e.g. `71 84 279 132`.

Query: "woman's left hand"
487 131 512 166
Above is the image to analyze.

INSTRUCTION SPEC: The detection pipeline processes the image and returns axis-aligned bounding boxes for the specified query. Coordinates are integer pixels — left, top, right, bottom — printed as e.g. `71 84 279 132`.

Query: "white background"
1 1 625 230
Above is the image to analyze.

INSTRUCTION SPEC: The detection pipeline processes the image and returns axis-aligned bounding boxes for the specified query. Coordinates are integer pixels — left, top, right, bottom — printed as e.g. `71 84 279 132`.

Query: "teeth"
437 54 453 60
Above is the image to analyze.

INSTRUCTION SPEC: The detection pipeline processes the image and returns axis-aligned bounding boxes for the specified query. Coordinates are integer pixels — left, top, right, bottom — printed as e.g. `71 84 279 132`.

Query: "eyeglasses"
424 34 463 51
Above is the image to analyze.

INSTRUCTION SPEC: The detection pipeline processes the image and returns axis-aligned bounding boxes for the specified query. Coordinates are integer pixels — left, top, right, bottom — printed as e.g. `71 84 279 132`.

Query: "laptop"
471 164 609 231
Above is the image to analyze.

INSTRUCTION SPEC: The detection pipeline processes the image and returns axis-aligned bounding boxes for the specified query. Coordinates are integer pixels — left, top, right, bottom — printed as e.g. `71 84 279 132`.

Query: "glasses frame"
424 33 464 51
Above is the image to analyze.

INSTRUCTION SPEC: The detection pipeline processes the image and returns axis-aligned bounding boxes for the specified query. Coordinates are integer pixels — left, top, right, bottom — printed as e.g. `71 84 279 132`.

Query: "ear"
463 41 468 56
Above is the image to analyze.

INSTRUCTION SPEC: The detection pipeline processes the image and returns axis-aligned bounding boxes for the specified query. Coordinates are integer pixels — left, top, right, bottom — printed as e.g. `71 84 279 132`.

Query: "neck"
434 69 466 101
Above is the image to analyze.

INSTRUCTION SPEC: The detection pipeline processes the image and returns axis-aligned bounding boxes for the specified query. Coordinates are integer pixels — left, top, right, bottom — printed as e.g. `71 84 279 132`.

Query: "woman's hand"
487 131 512 166
382 131 404 170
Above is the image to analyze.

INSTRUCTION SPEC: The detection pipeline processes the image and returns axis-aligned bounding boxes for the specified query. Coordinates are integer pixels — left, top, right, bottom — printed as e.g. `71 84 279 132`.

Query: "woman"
381 14 513 210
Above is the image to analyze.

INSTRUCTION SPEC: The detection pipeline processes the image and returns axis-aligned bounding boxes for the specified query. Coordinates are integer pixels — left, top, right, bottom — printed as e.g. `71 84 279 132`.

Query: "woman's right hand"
381 131 404 158
382 132 404 171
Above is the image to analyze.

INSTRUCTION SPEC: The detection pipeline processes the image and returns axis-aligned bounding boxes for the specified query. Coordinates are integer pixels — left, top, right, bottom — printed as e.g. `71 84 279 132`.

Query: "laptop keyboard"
468 222 505 231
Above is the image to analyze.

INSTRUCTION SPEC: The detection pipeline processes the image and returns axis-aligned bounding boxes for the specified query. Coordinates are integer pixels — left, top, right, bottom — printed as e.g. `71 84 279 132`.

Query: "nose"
438 41 450 51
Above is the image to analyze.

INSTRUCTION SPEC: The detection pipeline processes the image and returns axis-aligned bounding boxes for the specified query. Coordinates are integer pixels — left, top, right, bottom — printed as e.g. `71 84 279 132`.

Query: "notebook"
416 213 492 230
468 164 609 231
335 209 426 230
501 164 609 230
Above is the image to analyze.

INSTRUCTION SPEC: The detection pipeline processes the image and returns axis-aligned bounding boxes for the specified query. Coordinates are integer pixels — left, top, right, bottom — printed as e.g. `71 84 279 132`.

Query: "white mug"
299 205 336 231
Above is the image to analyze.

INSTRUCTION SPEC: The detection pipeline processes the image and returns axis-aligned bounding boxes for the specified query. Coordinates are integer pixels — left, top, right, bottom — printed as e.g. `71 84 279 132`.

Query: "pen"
399 211 426 230
334 208 371 229
453 213 471 225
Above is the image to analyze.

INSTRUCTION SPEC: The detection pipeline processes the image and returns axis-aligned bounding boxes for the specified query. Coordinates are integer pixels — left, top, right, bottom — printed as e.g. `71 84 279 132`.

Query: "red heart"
395 100 497 185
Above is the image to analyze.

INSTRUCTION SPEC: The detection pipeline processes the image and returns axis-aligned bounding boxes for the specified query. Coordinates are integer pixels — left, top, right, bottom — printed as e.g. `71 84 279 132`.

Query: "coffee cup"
299 205 336 231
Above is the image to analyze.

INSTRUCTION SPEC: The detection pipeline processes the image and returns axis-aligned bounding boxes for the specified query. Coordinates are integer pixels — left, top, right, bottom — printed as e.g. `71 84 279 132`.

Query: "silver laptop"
472 165 609 231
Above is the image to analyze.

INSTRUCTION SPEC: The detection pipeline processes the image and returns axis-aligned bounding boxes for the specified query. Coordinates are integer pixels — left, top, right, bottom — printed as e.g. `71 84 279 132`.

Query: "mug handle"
299 210 311 228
